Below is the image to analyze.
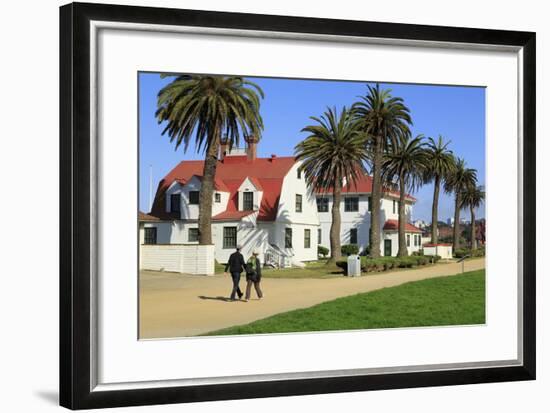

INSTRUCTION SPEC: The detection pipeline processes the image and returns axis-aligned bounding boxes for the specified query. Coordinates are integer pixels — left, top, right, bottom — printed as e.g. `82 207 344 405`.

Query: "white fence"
423 244 453 259
140 244 215 275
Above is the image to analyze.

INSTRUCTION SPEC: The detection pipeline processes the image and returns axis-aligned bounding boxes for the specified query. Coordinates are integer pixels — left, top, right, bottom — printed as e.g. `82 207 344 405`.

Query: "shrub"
341 244 359 256
472 247 485 257
318 245 329 258
454 248 469 258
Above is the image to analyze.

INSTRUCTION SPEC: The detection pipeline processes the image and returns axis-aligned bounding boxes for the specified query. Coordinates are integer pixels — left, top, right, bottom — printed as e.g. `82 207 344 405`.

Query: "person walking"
224 245 246 301
244 250 263 302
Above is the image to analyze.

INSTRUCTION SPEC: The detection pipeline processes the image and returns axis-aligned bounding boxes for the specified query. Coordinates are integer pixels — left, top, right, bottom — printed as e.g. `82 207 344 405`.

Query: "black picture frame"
60 2 536 410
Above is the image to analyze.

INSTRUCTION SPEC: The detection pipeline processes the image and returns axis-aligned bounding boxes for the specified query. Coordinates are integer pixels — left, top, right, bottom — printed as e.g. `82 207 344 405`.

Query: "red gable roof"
383 219 423 233
151 156 296 221
316 173 416 201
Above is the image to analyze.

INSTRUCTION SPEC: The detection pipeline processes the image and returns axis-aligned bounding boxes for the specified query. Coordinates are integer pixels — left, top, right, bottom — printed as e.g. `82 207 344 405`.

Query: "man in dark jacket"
224 245 246 300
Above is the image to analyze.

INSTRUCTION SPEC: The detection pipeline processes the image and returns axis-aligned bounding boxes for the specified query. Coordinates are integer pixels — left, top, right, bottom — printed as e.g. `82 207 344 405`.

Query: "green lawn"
203 269 485 336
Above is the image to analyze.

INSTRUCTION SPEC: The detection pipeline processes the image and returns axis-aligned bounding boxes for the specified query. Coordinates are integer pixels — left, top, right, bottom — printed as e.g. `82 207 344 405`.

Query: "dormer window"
243 191 254 210
170 194 180 213
297 169 302 179
189 191 200 205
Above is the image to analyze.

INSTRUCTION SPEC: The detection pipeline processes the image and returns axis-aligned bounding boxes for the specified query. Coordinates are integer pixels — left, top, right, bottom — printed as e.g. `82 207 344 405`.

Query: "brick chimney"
245 135 259 161
219 136 229 161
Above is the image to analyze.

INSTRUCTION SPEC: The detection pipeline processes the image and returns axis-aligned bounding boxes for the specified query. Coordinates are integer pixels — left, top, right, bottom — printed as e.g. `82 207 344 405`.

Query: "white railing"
264 244 292 269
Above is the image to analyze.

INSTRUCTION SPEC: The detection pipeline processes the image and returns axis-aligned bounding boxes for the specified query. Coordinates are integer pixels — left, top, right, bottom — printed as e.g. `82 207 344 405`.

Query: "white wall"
381 231 422 256
318 193 414 255
141 244 215 275
212 214 270 263
424 245 453 259
4 2 547 413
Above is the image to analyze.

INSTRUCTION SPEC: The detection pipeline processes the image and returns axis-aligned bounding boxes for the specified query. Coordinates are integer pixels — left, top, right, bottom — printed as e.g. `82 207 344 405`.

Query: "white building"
142 137 318 267
140 137 423 265
315 175 422 257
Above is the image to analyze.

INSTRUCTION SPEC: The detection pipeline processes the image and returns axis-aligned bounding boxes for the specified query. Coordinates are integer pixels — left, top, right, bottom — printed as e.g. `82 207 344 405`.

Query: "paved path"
139 258 485 338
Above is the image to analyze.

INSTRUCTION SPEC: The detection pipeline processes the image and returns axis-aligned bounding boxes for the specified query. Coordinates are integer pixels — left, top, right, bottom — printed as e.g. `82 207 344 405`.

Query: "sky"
139 72 485 222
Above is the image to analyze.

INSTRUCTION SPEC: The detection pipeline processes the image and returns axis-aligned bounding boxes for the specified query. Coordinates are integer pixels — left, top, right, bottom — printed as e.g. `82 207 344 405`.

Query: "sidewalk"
139 258 485 338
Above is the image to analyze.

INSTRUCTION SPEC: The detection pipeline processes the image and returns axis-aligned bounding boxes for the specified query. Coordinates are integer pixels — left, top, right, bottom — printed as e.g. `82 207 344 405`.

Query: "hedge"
454 247 485 258
336 254 440 274
317 245 329 258
341 244 359 256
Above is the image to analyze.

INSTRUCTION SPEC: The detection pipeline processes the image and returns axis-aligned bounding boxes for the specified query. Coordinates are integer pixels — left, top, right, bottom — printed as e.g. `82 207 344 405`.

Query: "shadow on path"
198 295 236 302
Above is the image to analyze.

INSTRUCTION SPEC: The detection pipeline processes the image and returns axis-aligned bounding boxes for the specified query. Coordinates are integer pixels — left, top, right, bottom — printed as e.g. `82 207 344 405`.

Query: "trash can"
347 255 361 277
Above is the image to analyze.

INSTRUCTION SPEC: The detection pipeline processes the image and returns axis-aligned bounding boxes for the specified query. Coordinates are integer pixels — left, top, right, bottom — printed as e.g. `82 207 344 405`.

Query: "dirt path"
139 258 485 338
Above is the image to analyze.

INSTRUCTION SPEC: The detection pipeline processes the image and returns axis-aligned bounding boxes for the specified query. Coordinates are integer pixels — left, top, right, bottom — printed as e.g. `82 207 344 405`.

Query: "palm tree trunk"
369 135 383 258
431 175 440 244
198 136 220 245
470 206 476 251
397 175 408 257
329 179 342 263
452 193 461 252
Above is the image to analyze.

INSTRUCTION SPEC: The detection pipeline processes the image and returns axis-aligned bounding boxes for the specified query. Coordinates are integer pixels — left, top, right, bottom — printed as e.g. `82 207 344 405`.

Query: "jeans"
230 272 243 299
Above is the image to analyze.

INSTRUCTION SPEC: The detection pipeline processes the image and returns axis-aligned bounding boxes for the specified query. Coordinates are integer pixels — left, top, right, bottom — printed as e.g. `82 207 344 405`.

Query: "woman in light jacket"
244 250 263 302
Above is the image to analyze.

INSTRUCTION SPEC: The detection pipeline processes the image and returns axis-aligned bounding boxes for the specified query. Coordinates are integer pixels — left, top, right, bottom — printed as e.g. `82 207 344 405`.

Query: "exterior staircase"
264 244 292 268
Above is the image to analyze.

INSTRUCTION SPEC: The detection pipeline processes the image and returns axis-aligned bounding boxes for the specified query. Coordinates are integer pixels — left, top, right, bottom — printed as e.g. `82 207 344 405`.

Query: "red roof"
316 173 416 201
383 219 423 233
212 210 256 221
151 156 296 221
139 211 160 222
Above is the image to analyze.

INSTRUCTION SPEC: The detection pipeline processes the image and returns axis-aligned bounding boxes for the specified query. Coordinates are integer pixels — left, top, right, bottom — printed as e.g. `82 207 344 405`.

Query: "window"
407 234 411 247
304 229 311 248
296 194 303 212
285 228 293 248
368 196 372 212
188 228 199 242
223 227 237 249
317 197 329 212
350 228 358 245
144 227 157 245
393 200 396 214
318 228 322 244
170 194 180 213
297 169 302 179
243 191 254 210
344 197 359 212
188 191 200 205
215 193 221 203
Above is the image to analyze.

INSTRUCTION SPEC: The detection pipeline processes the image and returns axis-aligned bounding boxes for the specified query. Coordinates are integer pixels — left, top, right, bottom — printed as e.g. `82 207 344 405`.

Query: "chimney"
245 135 259 161
270 154 277 162
219 136 229 161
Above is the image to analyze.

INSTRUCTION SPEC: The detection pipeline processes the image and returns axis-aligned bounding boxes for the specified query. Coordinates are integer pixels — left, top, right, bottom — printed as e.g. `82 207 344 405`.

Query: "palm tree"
381 134 428 256
156 75 264 244
461 185 485 251
444 157 477 252
352 84 412 257
295 107 369 263
424 136 455 244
